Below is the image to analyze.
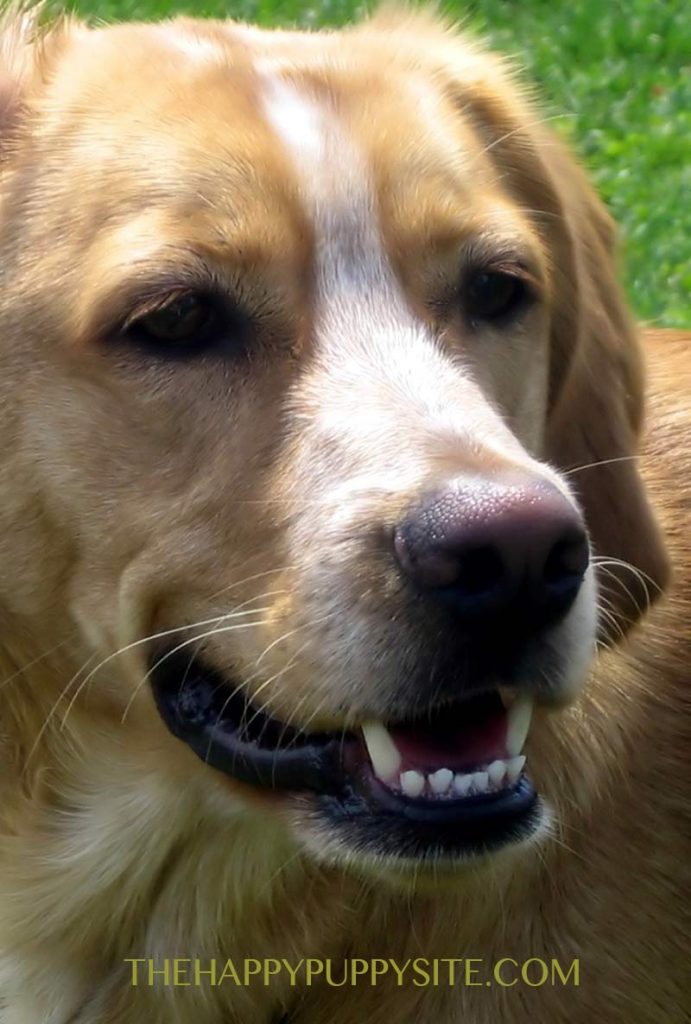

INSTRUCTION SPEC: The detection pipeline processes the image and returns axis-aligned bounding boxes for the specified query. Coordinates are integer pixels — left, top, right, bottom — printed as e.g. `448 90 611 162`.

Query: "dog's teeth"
452 772 473 797
361 711 529 801
400 770 425 798
471 770 490 794
506 754 526 784
498 687 517 709
361 721 402 782
428 768 453 795
506 695 533 756
487 759 506 788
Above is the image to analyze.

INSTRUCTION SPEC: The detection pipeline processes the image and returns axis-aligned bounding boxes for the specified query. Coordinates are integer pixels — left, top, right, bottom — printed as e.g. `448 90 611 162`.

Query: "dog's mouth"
151 650 541 861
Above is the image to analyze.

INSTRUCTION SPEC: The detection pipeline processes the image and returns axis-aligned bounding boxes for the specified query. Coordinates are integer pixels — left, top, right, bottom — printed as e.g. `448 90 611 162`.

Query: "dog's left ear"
429 35 670 641
535 139 670 640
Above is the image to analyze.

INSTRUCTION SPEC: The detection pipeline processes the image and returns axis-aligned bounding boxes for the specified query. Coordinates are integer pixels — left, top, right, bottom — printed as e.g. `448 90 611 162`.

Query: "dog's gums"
151 651 539 854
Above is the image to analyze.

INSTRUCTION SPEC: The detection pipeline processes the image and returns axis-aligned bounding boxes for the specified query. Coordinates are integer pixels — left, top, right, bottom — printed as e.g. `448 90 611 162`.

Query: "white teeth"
388 759 525 800
487 759 507 787
363 700 531 802
361 721 402 782
471 770 490 794
506 695 534 756
499 687 517 709
428 768 454 794
453 772 473 797
506 754 526 784
400 770 425 798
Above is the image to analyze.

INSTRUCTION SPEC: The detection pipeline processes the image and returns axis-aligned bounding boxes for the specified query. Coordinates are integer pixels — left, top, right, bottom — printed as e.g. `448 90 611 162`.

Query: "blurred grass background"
61 0 690 326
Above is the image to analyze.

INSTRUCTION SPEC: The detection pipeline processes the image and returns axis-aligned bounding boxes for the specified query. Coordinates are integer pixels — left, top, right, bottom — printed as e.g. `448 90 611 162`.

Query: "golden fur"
0 5 688 1021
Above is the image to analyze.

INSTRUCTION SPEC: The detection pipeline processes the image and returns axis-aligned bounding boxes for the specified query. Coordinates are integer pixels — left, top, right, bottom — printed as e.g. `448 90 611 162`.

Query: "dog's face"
0 12 668 873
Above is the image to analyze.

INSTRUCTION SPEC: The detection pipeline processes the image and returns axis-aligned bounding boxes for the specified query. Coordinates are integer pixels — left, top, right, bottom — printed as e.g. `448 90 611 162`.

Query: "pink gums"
387 703 509 773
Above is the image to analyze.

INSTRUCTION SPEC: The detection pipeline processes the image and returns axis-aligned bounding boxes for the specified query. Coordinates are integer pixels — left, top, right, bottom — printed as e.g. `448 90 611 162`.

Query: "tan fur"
0 5 688 1022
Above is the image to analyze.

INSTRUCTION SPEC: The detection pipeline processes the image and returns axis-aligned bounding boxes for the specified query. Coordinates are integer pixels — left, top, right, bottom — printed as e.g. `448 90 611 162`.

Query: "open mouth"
151 650 541 860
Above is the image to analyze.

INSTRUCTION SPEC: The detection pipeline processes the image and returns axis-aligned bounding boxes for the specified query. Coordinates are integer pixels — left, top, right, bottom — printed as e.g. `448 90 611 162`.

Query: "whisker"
119 609 275 726
267 689 337 789
595 600 627 645
597 565 645 618
68 586 289 729
594 559 658 621
230 614 332 745
0 631 80 692
252 616 324 671
63 608 268 732
22 650 100 773
473 112 578 164
564 455 639 477
241 635 320 747
202 564 295 603
268 659 336 751
592 555 661 596
61 611 265 728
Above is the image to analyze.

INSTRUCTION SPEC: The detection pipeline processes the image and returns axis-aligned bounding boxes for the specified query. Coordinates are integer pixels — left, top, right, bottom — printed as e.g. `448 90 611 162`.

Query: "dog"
0 4 688 1022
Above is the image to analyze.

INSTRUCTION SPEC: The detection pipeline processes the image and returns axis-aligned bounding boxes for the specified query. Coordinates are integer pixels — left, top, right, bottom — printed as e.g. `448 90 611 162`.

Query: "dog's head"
0 8 668 872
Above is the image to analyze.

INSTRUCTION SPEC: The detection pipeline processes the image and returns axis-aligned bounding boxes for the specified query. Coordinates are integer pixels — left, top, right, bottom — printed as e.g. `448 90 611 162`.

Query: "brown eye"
465 271 528 324
128 293 218 346
116 288 253 360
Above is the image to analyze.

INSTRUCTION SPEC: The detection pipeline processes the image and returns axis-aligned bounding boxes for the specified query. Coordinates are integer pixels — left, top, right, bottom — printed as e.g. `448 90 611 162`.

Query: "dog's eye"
138 294 215 342
465 271 528 324
125 293 221 349
120 290 247 358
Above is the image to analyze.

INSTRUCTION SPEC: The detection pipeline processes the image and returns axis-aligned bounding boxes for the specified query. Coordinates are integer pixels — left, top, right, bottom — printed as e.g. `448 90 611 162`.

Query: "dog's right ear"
0 4 40 159
0 3 72 163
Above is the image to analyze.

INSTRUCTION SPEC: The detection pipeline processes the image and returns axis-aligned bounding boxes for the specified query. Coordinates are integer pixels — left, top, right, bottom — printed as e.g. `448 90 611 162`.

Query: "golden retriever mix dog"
0 3 688 1021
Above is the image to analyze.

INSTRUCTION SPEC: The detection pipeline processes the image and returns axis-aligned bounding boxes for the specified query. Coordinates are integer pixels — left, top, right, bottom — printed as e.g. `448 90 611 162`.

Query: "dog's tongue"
388 695 508 772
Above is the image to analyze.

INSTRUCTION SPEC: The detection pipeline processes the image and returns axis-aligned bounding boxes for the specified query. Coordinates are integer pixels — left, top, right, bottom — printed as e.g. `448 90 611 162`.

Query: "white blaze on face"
261 75 399 299
261 76 327 169
261 75 515 450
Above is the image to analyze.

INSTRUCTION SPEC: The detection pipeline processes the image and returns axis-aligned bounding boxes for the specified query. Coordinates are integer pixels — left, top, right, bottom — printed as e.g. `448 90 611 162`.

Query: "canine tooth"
453 773 473 797
487 759 507 788
471 771 490 794
506 754 526 784
429 768 453 795
400 770 425 798
506 695 534 756
361 721 402 782
499 687 517 709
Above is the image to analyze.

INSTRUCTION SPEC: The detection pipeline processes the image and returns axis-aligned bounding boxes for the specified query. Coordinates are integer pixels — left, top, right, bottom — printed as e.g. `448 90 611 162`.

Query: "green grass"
62 0 690 327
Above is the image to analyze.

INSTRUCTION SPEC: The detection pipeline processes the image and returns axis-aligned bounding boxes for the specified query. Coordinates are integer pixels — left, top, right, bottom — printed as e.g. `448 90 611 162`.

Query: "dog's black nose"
393 477 589 630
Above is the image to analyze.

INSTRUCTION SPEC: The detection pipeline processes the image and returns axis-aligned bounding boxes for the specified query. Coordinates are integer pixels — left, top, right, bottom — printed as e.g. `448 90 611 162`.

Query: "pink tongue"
388 701 508 773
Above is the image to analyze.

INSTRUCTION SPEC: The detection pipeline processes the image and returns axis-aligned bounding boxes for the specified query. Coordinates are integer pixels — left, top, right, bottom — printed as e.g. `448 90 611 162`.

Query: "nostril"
455 546 505 596
393 480 590 627
543 531 589 589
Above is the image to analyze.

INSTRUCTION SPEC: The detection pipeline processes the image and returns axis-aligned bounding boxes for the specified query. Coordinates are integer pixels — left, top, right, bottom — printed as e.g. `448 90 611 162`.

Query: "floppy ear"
430 38 671 641
536 141 670 640
0 3 43 157
0 3 72 162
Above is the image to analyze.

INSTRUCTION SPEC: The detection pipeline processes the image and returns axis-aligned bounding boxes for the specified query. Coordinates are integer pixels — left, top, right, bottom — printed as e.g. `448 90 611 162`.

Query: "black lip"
314 776 539 860
150 649 540 848
151 651 346 793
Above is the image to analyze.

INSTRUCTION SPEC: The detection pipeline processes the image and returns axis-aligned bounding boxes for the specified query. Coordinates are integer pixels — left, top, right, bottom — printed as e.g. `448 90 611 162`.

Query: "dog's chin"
287 794 553 890
147 648 570 870
281 786 549 886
